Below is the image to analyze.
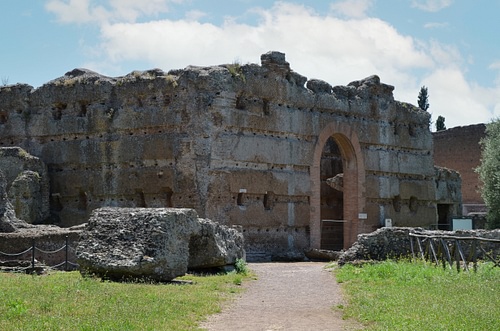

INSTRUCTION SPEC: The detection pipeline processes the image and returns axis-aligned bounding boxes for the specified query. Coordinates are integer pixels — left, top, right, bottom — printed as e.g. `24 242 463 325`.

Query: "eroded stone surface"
338 227 500 265
0 147 49 224
188 219 245 269
77 207 245 281
0 170 34 232
77 208 199 281
0 170 18 232
8 170 45 224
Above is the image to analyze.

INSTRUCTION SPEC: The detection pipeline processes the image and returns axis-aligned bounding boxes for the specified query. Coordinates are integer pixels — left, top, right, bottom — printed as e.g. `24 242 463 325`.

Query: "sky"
1 0 499 129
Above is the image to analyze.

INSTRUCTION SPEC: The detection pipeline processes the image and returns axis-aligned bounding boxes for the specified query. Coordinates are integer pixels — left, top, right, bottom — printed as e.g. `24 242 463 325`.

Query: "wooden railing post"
472 238 477 273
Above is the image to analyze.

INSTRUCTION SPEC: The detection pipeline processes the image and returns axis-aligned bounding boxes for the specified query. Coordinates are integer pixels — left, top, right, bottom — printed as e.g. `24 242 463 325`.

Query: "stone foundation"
339 227 500 264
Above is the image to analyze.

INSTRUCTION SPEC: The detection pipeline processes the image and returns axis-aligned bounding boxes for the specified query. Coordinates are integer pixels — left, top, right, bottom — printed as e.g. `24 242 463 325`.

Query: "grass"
335 260 500 331
0 270 248 331
225 62 246 83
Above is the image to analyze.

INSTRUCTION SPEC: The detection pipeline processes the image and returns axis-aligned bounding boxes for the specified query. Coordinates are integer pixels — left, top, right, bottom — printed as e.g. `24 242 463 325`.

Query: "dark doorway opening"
437 204 451 230
320 137 344 250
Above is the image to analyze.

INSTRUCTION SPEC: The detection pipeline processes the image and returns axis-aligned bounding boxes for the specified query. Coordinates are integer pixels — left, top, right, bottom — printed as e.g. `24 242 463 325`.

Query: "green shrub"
235 258 249 275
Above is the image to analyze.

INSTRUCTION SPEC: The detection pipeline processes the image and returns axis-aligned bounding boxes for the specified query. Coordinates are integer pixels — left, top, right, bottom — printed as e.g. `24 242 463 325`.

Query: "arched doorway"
320 137 344 250
310 123 365 250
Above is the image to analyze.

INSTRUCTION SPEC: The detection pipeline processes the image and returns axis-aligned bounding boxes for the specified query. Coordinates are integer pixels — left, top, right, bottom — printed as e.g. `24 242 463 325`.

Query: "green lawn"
0 270 247 331
336 260 500 331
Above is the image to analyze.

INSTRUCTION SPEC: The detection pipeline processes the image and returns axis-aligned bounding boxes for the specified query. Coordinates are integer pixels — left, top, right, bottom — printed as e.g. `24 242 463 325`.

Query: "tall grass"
336 260 500 331
0 271 246 330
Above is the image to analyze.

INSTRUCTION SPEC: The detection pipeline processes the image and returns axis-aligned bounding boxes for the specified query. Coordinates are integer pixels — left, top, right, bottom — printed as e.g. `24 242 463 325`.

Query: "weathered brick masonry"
433 124 485 215
0 52 461 259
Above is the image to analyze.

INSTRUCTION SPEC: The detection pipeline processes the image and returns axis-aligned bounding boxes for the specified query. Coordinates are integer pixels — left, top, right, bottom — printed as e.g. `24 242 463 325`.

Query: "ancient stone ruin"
0 51 462 260
77 208 245 281
0 147 50 225
338 227 500 265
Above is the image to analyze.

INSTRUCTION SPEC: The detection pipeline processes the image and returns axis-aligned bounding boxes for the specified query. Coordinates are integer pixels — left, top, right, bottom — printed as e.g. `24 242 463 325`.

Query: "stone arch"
310 122 365 249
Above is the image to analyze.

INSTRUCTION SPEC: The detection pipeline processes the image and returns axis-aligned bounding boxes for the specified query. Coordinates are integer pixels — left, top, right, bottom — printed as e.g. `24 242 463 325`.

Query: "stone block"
77 207 246 281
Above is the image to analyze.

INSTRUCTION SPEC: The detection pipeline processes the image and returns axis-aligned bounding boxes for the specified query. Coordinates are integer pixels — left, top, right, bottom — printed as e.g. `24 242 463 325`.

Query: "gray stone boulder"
338 227 500 265
188 219 245 269
0 170 31 233
0 170 17 232
304 248 342 261
338 227 413 265
326 173 344 192
306 79 332 94
0 147 49 224
77 208 200 281
77 207 245 281
8 170 45 224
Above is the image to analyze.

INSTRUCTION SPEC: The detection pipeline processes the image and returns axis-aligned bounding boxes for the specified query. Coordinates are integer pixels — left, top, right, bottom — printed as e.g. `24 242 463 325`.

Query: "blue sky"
1 0 499 129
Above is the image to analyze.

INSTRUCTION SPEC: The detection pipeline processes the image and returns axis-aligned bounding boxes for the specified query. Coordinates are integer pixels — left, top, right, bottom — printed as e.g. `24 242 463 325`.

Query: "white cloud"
427 40 462 67
45 0 180 24
91 2 433 86
45 0 498 128
488 60 500 87
330 0 374 18
45 0 97 24
185 10 207 22
424 22 449 29
423 68 493 128
489 61 500 70
411 0 453 12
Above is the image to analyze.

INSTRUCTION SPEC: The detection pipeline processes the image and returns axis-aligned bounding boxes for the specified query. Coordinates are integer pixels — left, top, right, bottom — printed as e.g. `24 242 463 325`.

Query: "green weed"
235 258 249 275
226 62 246 83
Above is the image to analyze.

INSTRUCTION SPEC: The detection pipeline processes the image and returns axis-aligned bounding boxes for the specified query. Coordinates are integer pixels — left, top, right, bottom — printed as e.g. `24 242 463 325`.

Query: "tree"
435 115 446 131
476 119 500 228
417 86 429 111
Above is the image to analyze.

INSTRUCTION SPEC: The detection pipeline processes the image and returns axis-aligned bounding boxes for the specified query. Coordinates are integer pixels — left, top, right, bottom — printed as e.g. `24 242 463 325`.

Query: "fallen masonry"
76 207 245 281
338 227 500 265
0 168 32 233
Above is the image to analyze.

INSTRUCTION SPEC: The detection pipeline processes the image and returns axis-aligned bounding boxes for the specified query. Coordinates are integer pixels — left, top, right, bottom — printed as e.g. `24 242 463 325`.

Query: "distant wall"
433 124 485 214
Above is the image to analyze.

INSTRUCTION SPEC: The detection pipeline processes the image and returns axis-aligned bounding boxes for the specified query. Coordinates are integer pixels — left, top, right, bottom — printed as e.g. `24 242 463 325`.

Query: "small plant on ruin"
105 107 116 120
226 61 246 83
165 74 178 88
1 76 9 86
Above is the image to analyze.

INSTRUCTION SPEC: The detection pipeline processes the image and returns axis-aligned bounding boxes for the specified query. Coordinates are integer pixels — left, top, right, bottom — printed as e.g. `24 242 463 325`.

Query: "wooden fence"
409 232 500 272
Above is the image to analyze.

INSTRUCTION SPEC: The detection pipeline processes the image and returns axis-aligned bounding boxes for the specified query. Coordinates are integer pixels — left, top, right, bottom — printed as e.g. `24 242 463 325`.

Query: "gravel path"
201 262 359 331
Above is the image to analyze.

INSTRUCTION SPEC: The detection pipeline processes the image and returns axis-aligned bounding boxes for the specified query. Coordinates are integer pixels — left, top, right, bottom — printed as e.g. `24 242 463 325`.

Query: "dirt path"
200 262 358 331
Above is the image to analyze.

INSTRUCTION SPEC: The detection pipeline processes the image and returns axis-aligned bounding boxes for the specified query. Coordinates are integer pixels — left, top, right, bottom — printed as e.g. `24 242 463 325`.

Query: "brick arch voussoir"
309 122 366 249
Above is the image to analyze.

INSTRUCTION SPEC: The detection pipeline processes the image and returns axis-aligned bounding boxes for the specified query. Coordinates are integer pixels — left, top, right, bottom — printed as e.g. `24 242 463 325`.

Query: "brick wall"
433 124 485 207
